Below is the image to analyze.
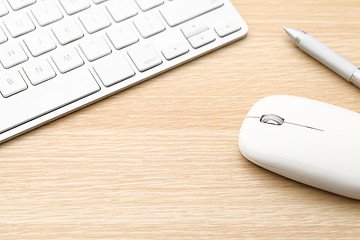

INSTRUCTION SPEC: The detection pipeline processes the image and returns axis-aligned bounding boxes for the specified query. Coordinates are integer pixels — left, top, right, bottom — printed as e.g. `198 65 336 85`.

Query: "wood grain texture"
1 0 360 239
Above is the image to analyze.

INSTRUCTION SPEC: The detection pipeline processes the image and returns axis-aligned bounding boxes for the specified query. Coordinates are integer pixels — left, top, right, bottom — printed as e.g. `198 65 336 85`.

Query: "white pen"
283 27 360 88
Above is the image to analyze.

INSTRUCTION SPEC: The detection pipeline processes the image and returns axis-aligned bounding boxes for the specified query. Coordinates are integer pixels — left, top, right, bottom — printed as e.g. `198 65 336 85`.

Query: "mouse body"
238 95 360 200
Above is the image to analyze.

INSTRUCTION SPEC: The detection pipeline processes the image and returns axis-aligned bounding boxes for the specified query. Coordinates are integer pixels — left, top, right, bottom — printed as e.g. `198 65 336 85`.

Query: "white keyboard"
0 0 248 144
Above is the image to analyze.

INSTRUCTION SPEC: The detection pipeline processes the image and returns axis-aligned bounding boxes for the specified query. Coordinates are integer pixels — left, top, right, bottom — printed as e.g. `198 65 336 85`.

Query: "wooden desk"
1 0 360 239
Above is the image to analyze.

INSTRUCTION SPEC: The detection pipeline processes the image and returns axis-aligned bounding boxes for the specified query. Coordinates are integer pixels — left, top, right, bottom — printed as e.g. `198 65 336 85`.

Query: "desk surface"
2 0 360 239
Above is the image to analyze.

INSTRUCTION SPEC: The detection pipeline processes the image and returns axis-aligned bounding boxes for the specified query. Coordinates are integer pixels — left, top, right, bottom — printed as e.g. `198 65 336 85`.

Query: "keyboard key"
0 70 27 97
23 59 56 85
7 0 35 11
51 47 84 73
92 0 106 3
52 19 84 45
31 1 63 27
161 41 189 60
133 13 165 38
0 42 28 69
107 24 139 50
0 68 100 134
105 0 137 23
94 54 135 87
160 0 224 27
0 27 8 44
128 43 162 72
0 0 9 17
59 0 90 15
188 30 215 49
181 21 209 38
215 19 242 37
79 35 111 61
4 12 36 38
79 8 111 34
24 31 56 57
135 0 164 11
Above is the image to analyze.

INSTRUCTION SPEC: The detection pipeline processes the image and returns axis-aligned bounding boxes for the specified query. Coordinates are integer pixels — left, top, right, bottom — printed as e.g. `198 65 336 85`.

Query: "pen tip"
282 27 305 44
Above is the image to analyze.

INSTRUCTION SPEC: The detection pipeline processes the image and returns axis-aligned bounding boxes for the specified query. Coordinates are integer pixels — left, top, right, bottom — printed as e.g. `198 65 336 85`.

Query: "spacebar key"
0 68 100 134
160 0 224 27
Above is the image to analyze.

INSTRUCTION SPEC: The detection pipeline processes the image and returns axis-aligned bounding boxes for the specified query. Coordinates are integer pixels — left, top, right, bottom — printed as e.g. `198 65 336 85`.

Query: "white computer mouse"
238 95 360 200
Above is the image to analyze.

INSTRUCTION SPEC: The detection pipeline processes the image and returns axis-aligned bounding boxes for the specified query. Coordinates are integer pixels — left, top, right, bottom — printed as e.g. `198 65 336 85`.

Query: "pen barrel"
298 34 359 82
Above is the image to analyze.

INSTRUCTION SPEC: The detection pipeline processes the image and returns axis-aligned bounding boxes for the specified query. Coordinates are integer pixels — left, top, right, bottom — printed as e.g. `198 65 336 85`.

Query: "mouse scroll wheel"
260 114 285 126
